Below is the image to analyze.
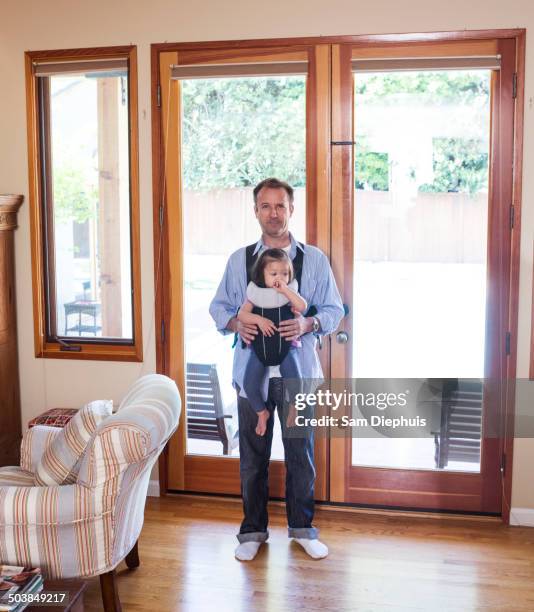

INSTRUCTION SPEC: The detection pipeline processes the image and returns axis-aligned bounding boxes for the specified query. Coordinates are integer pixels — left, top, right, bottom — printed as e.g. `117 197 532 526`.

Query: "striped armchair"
0 374 181 612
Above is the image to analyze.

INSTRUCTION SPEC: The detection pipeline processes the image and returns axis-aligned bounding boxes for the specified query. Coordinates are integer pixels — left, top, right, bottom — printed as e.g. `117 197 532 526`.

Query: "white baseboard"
510 507 534 527
147 480 160 497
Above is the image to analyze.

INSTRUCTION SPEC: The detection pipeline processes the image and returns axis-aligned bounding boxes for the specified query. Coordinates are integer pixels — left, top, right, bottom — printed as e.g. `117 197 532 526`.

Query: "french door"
330 38 517 512
153 32 522 515
156 44 332 498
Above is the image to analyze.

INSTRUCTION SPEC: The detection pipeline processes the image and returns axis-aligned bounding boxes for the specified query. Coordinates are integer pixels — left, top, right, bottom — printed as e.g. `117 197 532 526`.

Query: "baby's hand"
257 317 276 337
273 280 288 293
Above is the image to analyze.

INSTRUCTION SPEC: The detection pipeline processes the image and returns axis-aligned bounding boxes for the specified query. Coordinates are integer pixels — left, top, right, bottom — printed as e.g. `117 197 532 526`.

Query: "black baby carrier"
237 242 317 366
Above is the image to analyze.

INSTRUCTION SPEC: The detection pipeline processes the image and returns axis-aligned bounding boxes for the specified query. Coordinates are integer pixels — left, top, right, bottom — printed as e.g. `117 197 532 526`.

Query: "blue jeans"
243 348 302 412
236 377 318 543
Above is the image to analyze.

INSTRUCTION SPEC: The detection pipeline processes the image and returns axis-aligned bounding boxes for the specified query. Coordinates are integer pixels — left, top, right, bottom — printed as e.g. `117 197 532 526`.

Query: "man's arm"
311 253 345 335
209 256 258 344
278 252 344 341
209 257 238 336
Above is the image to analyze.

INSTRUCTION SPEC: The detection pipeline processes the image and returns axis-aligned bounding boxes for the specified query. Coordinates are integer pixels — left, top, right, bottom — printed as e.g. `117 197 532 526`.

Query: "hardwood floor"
84 495 534 611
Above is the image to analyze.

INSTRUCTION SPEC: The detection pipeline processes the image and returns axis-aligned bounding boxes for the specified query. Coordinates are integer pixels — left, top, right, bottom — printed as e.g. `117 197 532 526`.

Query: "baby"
238 248 307 435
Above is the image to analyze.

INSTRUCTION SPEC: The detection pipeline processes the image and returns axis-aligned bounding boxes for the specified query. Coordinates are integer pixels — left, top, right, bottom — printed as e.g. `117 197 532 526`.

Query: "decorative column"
0 194 23 466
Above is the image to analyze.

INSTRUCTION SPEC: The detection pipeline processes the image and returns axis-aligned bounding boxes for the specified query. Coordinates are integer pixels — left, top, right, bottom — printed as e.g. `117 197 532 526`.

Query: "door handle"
336 331 349 344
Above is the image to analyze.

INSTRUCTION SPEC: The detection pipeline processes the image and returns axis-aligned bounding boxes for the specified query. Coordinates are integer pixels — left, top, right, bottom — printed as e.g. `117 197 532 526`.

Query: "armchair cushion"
35 400 113 486
77 425 147 488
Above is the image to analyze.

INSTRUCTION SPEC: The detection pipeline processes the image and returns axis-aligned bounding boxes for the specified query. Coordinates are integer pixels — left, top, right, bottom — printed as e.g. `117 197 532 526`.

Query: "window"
25 46 142 360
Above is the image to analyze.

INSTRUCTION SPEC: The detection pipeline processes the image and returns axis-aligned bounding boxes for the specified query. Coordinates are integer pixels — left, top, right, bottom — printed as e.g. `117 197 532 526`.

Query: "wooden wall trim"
503 29 526 524
151 43 169 495
158 50 186 490
329 42 354 503
26 46 135 61
151 29 525 53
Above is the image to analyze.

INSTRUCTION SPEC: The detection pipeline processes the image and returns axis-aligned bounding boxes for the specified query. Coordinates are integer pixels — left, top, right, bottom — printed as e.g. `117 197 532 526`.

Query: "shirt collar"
253 232 305 259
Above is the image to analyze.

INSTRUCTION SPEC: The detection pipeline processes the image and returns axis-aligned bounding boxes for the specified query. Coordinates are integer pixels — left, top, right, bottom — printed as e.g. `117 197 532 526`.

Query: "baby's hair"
251 248 294 288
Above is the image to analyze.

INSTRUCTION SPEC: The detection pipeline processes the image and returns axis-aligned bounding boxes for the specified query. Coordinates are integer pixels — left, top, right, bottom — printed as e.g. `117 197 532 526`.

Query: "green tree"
355 137 389 190
355 71 490 194
53 165 98 223
180 71 490 194
181 77 306 190
419 138 488 195
355 71 489 103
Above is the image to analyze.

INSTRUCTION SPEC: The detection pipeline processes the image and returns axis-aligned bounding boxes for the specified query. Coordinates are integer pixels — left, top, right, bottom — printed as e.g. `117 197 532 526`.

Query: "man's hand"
255 409 270 436
227 317 258 345
278 313 313 342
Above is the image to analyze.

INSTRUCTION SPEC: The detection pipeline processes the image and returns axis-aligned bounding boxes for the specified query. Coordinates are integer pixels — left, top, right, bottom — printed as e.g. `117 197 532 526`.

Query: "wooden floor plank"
83 496 534 611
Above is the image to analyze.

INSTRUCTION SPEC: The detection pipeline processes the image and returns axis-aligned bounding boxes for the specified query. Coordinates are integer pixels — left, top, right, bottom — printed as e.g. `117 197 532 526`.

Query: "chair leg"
100 570 122 612
125 540 140 569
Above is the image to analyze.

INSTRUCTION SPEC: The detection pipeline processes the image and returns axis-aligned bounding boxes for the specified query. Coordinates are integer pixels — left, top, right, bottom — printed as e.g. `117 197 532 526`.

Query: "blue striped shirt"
209 233 345 400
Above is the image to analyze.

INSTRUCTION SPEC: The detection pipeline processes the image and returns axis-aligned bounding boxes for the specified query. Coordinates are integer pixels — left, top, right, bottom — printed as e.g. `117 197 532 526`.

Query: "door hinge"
505 331 511 356
509 204 515 230
512 73 517 99
157 84 161 108
501 453 506 476
161 320 165 344
159 205 164 228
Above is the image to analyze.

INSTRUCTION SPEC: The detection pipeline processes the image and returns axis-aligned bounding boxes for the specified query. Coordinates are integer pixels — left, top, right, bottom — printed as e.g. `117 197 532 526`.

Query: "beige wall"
1 0 533 509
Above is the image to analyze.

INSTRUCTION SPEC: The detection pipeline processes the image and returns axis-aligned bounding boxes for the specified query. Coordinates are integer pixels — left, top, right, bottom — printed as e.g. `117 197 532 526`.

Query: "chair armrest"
20 426 62 474
0 482 101 527
0 482 112 576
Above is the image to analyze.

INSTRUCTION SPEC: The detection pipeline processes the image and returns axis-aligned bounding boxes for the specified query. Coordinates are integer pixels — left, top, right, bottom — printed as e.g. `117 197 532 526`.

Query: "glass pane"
181 75 306 458
47 71 132 339
352 70 491 472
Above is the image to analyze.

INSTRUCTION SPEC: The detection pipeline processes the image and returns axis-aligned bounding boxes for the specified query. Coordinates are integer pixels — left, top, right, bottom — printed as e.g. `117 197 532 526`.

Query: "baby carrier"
235 242 317 364
247 281 298 367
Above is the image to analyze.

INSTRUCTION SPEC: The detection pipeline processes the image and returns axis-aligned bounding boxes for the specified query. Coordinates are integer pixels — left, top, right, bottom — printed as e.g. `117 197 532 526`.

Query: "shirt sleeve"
209 255 239 336
311 253 345 336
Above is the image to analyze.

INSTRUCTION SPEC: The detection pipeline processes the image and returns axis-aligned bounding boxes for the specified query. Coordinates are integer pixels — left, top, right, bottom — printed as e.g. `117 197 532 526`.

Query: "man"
209 177 344 561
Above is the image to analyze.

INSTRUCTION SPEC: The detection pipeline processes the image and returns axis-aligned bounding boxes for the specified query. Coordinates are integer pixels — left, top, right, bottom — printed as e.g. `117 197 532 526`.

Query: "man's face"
254 187 294 238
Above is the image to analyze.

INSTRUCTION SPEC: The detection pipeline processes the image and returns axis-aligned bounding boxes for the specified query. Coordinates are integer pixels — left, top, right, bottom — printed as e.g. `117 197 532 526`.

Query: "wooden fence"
183 187 487 263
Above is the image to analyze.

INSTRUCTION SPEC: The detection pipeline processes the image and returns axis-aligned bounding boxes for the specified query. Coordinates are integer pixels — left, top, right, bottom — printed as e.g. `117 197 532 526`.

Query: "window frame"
25 45 143 361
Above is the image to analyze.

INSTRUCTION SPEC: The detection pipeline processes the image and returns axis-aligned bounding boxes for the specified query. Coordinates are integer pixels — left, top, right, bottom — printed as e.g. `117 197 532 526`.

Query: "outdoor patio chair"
186 363 235 455
432 380 483 468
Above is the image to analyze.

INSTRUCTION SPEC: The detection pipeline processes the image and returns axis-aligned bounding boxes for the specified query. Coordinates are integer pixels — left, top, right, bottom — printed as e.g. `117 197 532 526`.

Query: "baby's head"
251 248 294 288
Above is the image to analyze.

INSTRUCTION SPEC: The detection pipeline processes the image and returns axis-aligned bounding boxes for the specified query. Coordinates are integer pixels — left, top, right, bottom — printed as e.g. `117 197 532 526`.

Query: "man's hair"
251 248 294 288
253 177 294 205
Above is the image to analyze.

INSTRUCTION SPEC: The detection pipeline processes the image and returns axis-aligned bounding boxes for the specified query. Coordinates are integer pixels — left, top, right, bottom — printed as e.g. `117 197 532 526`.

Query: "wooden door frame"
328 29 524 522
151 29 524 523
151 40 332 498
